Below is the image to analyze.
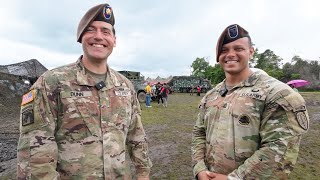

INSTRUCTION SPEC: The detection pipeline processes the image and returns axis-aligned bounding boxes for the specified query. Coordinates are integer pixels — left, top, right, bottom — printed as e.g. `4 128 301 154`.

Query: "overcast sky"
0 0 319 78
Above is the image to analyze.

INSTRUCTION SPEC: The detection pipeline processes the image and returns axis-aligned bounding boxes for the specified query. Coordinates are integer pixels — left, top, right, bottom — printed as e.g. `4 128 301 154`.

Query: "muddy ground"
0 92 319 179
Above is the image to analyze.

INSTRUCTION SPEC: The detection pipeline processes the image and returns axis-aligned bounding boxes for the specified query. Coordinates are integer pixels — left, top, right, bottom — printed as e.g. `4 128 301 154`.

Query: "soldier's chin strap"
219 82 228 97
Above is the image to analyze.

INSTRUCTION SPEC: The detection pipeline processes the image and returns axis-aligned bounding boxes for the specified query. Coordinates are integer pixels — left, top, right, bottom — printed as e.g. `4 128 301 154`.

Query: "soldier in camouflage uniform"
17 3 152 179
191 24 309 180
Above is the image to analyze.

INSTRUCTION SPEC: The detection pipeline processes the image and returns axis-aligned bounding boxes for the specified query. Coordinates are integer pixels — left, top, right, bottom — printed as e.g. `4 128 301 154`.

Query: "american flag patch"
21 90 35 106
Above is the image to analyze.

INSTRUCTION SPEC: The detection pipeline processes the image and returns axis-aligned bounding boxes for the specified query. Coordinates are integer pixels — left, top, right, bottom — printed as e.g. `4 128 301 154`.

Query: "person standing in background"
160 83 169 107
145 82 152 107
190 85 194 96
156 82 164 106
196 85 201 96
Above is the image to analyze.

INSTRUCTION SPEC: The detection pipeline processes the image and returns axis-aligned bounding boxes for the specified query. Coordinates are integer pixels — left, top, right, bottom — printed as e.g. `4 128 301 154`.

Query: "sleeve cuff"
227 171 242 180
193 160 208 178
136 168 151 178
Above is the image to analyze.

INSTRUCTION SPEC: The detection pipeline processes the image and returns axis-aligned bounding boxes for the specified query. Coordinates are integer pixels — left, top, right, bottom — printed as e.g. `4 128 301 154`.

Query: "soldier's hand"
137 177 150 180
212 173 227 180
197 170 216 180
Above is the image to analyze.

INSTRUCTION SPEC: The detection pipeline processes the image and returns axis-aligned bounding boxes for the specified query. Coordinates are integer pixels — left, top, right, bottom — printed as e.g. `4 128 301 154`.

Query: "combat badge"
238 115 250 126
296 111 309 130
21 105 34 126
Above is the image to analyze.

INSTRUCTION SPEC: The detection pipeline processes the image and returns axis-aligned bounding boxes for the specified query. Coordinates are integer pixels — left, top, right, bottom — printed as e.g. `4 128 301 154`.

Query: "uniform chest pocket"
107 89 133 133
59 91 100 142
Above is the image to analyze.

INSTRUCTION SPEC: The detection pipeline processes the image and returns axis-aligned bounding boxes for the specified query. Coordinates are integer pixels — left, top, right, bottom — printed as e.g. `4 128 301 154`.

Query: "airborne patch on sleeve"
21 90 35 106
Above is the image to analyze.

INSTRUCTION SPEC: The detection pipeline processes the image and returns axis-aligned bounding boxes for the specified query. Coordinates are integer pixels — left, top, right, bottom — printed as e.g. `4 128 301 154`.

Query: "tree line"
191 49 320 90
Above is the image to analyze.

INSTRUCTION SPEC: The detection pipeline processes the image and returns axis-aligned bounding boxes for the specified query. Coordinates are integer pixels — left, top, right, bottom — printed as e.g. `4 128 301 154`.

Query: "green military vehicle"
167 76 211 93
118 70 148 103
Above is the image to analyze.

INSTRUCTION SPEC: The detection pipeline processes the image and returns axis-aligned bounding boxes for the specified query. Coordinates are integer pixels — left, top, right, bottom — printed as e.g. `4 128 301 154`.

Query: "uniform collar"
240 70 262 87
218 70 263 91
75 56 122 90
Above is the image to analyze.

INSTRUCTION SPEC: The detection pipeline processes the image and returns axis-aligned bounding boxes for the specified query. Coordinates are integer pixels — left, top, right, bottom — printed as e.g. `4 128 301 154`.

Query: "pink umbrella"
286 79 310 88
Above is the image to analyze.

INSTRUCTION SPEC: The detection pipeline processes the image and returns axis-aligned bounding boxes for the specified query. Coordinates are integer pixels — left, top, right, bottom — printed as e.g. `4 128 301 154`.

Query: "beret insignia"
228 24 239 38
103 6 112 19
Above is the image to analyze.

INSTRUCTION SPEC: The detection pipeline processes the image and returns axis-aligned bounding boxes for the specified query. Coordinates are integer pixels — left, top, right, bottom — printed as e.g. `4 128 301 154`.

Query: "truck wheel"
137 91 146 103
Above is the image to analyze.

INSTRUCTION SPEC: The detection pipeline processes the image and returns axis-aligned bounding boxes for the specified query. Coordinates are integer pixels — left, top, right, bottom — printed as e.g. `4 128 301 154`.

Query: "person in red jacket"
196 85 201 96
160 83 169 107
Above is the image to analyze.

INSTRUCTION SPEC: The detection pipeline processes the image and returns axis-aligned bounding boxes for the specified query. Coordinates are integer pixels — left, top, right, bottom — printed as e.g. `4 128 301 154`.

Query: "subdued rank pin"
95 81 106 90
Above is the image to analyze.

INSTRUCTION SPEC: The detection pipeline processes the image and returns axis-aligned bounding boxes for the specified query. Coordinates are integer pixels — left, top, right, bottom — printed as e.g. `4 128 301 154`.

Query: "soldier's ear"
113 36 117 47
249 47 254 59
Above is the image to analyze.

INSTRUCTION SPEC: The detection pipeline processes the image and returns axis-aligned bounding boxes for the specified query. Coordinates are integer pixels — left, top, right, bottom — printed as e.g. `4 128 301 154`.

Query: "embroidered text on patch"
115 90 131 97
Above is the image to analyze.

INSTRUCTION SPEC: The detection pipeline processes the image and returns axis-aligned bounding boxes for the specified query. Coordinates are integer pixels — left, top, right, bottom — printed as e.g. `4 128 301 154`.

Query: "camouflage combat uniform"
191 70 309 179
17 57 152 179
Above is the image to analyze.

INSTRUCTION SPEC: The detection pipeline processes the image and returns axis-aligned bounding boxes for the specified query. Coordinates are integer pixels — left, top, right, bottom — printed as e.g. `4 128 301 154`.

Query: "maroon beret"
77 4 115 43
216 24 250 62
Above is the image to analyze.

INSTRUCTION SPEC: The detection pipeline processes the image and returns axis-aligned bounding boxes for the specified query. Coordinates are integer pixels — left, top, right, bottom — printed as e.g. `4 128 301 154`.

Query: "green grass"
288 92 320 180
140 93 320 180
141 93 201 179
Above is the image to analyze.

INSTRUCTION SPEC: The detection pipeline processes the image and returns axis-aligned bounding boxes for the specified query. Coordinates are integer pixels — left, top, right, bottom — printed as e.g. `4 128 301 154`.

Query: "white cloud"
0 37 79 69
0 0 319 78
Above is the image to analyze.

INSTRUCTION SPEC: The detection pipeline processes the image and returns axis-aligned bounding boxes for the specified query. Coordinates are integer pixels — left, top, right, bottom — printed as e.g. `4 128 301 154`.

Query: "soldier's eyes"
235 47 245 51
86 27 96 32
102 30 112 35
221 49 228 53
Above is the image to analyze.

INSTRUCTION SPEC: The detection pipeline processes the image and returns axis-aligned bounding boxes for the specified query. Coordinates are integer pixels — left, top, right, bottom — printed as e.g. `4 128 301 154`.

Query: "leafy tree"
249 48 260 67
208 64 225 85
291 73 301 79
253 49 285 79
309 60 320 80
191 57 225 85
191 57 209 78
255 49 282 70
282 62 294 81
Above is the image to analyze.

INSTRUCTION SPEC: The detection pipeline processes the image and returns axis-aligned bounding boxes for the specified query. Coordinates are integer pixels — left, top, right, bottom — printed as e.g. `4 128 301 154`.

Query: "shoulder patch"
21 90 35 106
21 105 34 126
296 111 309 130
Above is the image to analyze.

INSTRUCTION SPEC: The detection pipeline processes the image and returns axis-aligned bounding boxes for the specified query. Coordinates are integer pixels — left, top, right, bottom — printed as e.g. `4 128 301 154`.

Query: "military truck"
118 70 148 103
166 76 211 93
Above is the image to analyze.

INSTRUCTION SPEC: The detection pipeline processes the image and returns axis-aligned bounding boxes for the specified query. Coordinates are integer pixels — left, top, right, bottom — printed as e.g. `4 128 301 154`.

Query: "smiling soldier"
17 3 152 179
191 24 309 180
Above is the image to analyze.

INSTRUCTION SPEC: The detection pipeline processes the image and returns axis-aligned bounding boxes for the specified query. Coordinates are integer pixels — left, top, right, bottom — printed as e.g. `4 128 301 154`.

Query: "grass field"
142 92 320 180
